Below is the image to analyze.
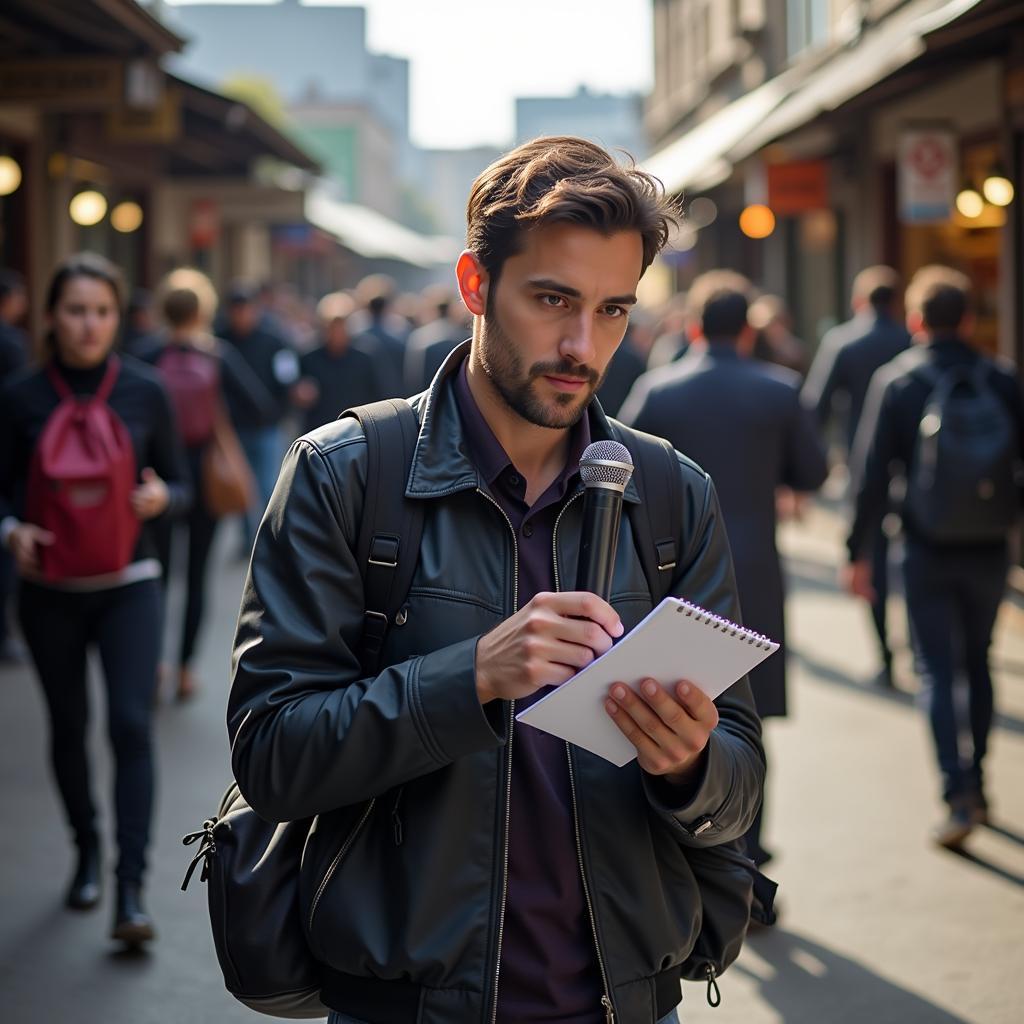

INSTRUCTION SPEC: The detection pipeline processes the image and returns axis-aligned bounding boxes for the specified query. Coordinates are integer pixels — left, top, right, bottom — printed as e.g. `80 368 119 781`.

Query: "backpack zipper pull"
705 963 722 1007
391 787 405 846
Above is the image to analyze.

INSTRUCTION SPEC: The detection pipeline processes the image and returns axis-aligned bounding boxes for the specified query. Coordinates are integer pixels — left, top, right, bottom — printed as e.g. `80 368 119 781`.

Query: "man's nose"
559 313 596 365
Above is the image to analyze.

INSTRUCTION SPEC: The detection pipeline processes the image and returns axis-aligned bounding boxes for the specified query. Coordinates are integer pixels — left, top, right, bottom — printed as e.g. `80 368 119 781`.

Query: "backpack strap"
610 423 683 602
45 354 121 403
341 398 424 676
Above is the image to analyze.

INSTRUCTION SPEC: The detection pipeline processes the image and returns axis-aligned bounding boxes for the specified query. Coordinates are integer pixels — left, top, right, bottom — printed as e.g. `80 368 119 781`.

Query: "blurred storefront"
0 0 319 344
645 0 1023 369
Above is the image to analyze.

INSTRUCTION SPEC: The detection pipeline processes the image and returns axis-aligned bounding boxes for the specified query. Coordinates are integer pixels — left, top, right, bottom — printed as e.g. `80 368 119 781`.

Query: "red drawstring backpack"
156 345 220 447
25 356 140 580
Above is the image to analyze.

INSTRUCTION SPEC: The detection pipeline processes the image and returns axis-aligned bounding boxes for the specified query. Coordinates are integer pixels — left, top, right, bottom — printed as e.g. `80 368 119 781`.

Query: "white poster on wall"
898 130 956 224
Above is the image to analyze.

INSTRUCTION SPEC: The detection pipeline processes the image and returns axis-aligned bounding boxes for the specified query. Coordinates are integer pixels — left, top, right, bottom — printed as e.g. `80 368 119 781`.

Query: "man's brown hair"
465 136 676 287
852 265 900 310
686 269 754 339
905 265 972 331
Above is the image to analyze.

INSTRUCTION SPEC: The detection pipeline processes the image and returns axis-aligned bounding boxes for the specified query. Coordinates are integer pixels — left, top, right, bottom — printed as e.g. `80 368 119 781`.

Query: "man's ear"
906 310 924 335
456 251 488 317
736 323 756 356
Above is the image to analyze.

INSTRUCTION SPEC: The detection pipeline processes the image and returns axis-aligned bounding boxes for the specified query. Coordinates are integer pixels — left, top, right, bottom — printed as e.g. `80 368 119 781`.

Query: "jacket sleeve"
782 388 829 493
801 331 843 427
145 377 192 518
846 368 900 561
642 461 766 847
227 436 505 823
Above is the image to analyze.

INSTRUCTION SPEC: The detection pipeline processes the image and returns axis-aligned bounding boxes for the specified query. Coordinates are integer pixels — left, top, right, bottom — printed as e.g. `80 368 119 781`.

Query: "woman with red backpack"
140 268 273 701
0 253 191 946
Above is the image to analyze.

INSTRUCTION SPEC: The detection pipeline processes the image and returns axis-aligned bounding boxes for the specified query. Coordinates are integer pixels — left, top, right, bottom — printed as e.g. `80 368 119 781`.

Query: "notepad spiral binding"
675 598 775 649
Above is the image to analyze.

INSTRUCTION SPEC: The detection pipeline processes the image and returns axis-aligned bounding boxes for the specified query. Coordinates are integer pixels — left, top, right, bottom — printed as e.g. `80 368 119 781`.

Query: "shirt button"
508 473 520 487
522 522 534 539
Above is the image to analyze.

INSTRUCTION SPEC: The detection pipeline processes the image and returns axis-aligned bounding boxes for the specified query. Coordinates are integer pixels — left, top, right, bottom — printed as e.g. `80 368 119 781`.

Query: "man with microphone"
228 137 764 1024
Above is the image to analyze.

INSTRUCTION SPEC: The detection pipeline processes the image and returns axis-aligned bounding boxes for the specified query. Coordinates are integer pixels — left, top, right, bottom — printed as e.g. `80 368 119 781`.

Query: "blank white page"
516 597 779 767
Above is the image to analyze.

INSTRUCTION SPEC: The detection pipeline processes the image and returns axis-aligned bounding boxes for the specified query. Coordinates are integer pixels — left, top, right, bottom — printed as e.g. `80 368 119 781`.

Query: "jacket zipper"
308 798 376 932
554 490 617 1023
475 487 519 1024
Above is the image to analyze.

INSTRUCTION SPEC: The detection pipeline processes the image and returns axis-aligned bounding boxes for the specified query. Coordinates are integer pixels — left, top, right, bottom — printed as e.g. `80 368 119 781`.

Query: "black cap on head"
227 281 257 305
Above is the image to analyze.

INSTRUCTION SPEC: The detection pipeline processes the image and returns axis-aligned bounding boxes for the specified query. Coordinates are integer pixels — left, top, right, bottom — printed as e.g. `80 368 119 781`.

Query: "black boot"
66 840 101 911
111 881 156 946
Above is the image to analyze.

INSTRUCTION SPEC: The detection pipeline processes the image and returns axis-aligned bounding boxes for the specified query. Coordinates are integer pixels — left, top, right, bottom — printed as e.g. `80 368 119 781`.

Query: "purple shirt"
453 361 605 1023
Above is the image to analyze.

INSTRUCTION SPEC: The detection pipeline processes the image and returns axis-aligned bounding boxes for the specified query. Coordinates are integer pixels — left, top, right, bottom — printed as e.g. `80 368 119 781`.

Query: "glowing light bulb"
954 188 984 219
0 156 22 197
982 175 1014 207
111 201 144 233
739 204 775 239
69 190 108 226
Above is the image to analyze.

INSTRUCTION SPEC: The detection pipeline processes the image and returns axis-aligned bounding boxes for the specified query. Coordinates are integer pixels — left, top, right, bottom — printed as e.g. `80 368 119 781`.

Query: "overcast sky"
166 0 654 149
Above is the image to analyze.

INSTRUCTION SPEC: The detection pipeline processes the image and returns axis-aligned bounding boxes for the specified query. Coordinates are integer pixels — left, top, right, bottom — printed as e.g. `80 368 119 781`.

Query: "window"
786 0 830 58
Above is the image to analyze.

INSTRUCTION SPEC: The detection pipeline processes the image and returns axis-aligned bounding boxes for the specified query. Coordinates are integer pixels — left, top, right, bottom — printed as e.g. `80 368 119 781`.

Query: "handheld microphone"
575 440 634 601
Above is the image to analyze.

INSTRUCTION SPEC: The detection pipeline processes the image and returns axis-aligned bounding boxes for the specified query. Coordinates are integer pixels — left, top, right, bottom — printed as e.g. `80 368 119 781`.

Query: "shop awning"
728 0 985 162
642 74 797 195
306 188 461 269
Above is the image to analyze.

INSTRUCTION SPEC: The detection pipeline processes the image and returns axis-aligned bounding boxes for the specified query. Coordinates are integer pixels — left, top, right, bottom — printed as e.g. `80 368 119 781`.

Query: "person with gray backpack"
845 265 1024 849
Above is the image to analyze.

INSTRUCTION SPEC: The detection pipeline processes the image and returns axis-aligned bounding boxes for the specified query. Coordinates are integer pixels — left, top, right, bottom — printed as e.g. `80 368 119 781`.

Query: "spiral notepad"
516 596 779 767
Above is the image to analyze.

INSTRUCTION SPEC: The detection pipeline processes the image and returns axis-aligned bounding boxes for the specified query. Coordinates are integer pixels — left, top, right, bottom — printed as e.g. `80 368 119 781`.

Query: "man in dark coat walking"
802 266 911 687
621 270 828 866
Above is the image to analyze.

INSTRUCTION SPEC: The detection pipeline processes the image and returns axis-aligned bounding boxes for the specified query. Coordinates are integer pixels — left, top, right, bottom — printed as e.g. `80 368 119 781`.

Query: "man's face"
229 301 257 336
477 223 642 430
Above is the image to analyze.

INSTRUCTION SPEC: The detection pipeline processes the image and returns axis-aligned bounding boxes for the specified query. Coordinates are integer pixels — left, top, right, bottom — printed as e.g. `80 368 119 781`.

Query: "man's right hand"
7 523 55 576
474 591 624 704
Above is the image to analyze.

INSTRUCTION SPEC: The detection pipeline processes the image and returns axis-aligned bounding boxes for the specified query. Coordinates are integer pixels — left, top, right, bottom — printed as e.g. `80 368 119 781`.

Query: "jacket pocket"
307 799 376 943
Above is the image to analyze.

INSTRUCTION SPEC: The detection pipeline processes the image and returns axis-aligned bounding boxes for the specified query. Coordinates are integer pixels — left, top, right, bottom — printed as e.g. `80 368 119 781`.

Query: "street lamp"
954 184 984 219
111 201 144 233
0 155 22 197
739 204 775 239
982 165 1014 207
69 189 107 227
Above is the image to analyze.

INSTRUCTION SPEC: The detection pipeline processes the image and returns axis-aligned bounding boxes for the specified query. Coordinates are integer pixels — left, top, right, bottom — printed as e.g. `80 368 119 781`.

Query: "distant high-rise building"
164 1 414 215
515 86 648 160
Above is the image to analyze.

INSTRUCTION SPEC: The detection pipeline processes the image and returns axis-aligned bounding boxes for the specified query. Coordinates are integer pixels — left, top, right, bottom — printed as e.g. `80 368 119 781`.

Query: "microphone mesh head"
579 440 634 489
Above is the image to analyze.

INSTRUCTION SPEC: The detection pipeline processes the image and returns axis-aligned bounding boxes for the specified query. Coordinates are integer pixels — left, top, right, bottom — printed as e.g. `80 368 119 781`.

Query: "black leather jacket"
228 349 765 1024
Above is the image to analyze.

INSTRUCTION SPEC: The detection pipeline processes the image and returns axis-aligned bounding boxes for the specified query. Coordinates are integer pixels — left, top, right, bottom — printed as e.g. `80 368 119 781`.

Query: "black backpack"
904 362 1021 543
183 398 772 1017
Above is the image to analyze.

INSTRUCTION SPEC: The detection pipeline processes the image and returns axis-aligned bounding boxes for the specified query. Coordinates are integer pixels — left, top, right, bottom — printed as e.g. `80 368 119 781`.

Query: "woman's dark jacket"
227 348 765 1024
0 354 191 564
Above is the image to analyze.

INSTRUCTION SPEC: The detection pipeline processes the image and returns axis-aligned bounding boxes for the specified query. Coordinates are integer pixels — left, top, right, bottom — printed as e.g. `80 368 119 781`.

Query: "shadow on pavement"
983 822 1024 848
735 927 970 1023
791 649 1024 739
947 847 1024 888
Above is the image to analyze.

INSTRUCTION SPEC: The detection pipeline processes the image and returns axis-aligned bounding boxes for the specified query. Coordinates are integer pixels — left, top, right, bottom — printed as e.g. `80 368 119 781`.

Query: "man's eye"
540 294 566 308
602 305 627 318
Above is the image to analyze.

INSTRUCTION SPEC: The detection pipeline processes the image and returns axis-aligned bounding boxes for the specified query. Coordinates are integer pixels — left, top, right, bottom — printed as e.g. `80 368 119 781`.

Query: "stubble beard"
479 308 603 430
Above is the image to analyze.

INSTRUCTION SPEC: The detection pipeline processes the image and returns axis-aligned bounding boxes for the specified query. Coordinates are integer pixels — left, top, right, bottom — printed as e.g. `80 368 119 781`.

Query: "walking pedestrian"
351 274 407 398
140 269 273 699
0 253 191 944
804 266 911 687
0 269 30 662
294 291 382 435
220 282 301 552
845 265 1024 848
620 270 828 867
228 138 764 1024
402 286 468 394
749 294 810 376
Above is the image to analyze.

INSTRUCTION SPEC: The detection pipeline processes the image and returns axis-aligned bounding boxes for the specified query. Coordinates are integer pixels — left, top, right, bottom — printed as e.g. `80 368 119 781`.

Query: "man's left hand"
605 679 718 785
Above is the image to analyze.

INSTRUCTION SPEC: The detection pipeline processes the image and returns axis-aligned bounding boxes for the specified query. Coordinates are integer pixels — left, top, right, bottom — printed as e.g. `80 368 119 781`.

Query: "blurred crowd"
0 247 1019 946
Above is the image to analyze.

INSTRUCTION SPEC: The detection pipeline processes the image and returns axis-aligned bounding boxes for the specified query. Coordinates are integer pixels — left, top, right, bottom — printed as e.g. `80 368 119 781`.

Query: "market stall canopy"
169 75 321 177
306 188 461 270
0 0 184 59
728 0 987 162
642 74 797 195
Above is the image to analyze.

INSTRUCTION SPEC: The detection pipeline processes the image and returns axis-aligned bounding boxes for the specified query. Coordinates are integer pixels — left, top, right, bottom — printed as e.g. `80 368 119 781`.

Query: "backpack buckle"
368 534 400 568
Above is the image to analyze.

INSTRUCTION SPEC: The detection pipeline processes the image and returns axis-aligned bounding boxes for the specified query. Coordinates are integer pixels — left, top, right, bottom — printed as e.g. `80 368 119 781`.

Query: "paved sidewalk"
0 508 1021 1023
684 503 1024 1024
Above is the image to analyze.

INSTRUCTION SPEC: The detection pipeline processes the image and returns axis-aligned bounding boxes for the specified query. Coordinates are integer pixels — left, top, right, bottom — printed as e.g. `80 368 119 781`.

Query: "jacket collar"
406 340 640 504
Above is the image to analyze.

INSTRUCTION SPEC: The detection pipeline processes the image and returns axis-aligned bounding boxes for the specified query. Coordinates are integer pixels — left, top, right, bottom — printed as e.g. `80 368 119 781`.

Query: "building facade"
645 0 1024 368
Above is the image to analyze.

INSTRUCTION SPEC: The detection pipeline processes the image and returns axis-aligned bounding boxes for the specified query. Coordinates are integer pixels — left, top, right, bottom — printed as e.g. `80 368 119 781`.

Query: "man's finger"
554 591 623 638
675 681 719 729
609 683 676 744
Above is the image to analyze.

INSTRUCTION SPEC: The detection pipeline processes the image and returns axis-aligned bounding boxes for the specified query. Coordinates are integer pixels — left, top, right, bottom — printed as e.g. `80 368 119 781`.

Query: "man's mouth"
543 375 589 392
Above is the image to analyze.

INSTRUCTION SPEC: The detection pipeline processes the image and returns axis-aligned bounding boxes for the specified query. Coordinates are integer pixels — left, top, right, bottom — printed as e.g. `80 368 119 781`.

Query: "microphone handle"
575 487 623 601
